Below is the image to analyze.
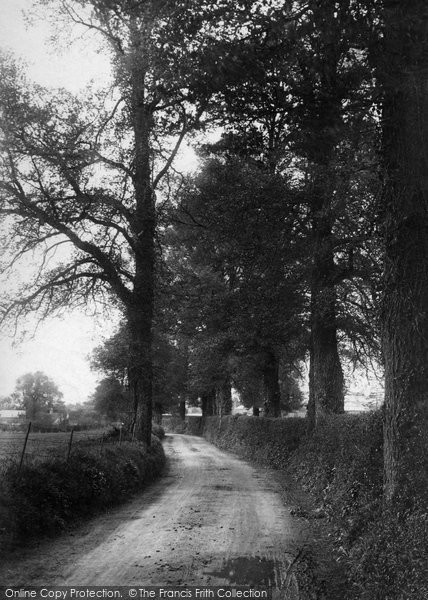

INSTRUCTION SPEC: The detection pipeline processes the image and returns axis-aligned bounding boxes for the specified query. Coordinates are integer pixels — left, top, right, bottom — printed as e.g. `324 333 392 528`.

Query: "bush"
203 415 307 468
0 438 165 544
162 415 188 434
152 423 166 439
288 413 384 539
202 411 426 599
349 507 428 600
287 412 427 600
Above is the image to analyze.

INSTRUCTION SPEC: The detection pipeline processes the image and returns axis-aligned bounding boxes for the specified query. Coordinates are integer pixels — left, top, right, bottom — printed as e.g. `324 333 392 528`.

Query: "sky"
0 0 197 404
0 1 114 403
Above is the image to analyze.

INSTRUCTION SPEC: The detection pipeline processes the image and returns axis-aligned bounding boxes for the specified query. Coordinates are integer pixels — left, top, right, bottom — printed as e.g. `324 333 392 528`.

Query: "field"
0 429 108 468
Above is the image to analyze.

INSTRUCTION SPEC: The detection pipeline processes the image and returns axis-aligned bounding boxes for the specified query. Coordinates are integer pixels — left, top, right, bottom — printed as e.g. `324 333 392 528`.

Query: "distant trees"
168 153 307 417
13 371 63 421
186 0 379 427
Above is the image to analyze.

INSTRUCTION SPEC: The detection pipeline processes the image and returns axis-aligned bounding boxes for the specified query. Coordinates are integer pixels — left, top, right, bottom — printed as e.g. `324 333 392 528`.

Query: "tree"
92 376 130 422
377 0 428 503
91 322 189 423
169 154 307 417
0 0 259 445
14 371 63 421
208 0 381 429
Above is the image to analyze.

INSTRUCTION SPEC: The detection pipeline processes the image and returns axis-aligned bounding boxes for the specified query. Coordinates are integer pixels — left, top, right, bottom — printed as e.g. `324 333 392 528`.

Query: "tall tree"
170 155 306 417
378 0 428 503
92 376 130 422
14 371 63 421
201 1 378 427
0 0 256 445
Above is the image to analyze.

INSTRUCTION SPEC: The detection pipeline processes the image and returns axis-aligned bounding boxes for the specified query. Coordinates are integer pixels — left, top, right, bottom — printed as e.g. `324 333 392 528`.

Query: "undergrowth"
0 436 165 545
202 412 427 600
203 415 306 467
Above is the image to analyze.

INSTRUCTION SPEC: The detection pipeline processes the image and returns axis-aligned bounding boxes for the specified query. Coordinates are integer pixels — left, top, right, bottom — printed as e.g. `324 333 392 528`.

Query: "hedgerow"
0 436 165 545
202 412 427 600
203 414 307 468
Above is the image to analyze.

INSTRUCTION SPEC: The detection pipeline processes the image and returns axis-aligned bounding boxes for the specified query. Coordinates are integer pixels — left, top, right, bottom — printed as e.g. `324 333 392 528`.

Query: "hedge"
203 414 307 468
201 412 428 600
0 436 166 545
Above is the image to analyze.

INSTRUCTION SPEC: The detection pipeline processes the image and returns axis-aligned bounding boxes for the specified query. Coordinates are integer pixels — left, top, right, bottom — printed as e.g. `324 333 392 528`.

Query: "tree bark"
380 1 428 503
215 380 232 416
310 225 345 425
263 350 281 417
128 306 153 447
127 30 156 447
306 342 316 431
153 402 163 425
201 390 216 417
178 398 186 421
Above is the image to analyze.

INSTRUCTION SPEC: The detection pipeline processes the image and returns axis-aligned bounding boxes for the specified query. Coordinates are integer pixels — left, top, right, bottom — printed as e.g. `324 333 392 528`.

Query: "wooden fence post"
66 428 74 462
19 422 31 472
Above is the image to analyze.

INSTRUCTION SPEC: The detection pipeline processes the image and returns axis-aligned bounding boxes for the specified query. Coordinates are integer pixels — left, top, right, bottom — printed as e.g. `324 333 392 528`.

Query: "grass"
0 435 166 546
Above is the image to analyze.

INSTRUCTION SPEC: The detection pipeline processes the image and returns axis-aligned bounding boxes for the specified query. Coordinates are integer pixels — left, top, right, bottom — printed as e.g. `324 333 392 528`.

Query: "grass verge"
0 436 165 546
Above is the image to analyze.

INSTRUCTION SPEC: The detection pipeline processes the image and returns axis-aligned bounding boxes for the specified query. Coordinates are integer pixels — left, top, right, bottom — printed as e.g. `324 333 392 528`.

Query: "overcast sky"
0 1 120 404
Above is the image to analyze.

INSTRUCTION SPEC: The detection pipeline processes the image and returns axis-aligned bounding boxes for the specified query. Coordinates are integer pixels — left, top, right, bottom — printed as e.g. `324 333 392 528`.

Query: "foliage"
91 376 131 422
0 437 165 545
203 415 307 469
168 154 308 413
202 411 427 599
91 322 190 416
151 423 165 440
288 412 427 600
0 0 268 443
13 371 63 421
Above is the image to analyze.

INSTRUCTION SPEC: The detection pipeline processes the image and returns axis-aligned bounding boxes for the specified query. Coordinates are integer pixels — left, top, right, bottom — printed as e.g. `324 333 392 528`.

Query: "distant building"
0 409 25 424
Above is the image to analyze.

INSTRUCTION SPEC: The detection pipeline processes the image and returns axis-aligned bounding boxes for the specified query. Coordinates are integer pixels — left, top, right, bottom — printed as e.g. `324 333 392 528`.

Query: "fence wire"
0 428 131 471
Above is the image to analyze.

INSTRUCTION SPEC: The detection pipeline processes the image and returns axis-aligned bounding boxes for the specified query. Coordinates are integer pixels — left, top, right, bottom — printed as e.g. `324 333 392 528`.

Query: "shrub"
288 413 384 538
203 415 307 468
287 412 427 600
202 411 426 599
0 438 165 544
349 507 428 600
152 423 166 439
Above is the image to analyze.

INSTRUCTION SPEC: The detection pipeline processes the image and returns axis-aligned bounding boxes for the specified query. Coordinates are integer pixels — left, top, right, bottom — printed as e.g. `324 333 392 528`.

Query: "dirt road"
0 434 310 589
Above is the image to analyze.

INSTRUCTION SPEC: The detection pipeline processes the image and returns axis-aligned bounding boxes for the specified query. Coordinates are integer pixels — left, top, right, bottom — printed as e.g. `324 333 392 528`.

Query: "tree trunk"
380 1 428 504
304 3 345 428
217 380 233 416
263 350 281 417
311 270 344 425
306 343 316 432
178 398 186 421
309 168 345 426
128 307 153 447
127 36 156 447
201 390 216 417
153 402 163 425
